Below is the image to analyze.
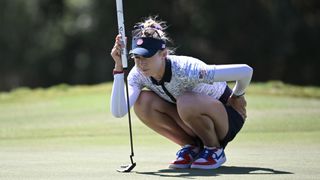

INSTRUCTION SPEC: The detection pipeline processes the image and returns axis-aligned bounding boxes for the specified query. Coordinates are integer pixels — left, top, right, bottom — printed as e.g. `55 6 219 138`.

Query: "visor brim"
129 48 158 58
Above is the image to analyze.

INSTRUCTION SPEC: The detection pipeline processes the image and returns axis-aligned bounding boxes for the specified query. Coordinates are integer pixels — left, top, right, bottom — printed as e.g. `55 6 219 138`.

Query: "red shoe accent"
169 145 199 169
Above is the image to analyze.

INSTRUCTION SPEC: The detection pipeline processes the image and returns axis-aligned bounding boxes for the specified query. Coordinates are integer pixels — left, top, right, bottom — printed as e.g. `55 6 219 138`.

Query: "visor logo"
137 39 143 45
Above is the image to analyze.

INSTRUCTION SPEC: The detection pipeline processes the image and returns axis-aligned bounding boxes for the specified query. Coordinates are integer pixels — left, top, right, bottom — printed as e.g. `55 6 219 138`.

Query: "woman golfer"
110 17 253 169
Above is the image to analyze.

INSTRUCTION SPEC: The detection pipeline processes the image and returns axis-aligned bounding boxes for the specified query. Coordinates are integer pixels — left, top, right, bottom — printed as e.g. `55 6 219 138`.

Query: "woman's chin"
140 70 149 76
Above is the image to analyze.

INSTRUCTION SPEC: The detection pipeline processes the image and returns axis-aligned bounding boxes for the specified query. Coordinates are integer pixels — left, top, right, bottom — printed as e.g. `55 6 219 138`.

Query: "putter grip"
116 0 128 69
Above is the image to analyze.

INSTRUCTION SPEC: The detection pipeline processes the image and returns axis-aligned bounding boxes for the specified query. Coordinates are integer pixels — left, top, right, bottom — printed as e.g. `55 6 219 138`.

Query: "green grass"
0 82 320 179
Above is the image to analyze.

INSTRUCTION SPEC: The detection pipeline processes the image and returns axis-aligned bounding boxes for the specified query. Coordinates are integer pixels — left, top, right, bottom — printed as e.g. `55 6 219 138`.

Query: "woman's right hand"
110 34 124 70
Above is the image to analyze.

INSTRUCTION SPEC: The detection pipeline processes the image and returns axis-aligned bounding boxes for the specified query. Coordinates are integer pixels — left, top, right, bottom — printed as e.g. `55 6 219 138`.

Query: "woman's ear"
160 49 168 59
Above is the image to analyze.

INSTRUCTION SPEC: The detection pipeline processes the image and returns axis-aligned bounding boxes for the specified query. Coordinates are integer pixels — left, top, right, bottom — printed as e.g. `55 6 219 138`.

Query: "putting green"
0 83 319 179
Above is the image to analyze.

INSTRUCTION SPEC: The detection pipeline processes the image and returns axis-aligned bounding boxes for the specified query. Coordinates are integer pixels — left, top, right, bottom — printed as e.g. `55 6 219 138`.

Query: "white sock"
204 146 221 150
182 144 200 153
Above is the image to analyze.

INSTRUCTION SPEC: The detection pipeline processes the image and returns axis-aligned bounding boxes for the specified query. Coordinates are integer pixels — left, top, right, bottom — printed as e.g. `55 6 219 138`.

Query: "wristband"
233 92 245 98
113 69 124 75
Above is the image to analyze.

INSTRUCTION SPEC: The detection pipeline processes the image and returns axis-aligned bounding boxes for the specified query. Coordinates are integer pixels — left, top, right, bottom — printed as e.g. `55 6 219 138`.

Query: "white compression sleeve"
213 64 253 96
110 73 127 117
110 73 141 118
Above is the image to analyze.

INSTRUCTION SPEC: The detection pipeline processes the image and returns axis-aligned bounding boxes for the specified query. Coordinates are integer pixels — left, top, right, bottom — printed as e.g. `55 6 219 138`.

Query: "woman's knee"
176 92 201 118
134 91 155 116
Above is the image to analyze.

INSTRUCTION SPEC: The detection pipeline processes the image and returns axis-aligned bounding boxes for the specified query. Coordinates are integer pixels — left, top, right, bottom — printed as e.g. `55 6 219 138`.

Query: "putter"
115 0 136 173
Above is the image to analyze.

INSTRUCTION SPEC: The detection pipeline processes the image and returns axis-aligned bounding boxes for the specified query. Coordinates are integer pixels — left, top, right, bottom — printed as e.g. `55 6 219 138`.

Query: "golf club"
115 0 136 173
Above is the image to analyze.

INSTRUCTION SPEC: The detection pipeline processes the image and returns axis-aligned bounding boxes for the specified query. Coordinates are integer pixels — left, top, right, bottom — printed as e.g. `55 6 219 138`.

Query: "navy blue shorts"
219 105 245 149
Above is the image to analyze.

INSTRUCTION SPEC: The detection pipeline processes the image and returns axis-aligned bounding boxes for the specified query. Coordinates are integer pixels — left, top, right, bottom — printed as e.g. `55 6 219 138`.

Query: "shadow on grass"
136 166 293 178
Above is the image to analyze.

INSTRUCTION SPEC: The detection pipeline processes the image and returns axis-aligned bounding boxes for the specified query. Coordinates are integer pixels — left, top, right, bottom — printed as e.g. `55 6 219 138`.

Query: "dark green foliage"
0 0 319 91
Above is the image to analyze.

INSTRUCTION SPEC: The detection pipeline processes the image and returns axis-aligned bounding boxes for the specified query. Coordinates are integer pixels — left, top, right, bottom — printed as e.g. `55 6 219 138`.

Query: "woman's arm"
110 73 141 118
110 34 141 118
213 64 253 96
212 64 253 119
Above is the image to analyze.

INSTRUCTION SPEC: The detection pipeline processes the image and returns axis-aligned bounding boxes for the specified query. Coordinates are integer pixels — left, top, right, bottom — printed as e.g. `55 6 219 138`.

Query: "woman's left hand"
227 95 247 120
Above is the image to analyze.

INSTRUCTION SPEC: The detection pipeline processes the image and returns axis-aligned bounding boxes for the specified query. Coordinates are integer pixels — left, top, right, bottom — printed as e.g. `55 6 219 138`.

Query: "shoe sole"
190 157 226 169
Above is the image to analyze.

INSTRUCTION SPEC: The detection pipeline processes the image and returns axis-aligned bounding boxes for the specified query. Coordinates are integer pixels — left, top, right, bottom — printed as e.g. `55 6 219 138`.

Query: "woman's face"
133 50 166 77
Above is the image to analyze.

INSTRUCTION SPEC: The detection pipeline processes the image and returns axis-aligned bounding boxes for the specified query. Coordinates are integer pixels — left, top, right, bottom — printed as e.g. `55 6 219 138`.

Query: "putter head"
117 162 136 173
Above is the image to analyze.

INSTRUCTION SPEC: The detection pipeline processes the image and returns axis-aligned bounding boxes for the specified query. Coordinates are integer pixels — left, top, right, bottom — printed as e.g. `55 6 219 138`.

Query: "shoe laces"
176 146 197 159
198 148 215 159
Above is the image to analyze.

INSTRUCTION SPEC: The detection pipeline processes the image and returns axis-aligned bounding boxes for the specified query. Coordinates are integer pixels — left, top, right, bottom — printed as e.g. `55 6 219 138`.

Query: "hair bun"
143 19 163 30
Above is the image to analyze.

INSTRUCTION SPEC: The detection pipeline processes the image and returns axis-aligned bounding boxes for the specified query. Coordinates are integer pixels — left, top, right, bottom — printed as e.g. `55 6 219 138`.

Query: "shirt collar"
150 58 172 85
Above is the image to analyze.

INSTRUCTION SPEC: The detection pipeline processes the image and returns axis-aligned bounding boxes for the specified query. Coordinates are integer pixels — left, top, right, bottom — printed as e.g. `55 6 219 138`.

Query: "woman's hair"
132 16 175 54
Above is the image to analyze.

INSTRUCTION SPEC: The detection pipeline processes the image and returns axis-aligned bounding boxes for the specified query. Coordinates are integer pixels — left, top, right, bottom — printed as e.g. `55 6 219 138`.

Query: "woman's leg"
134 90 198 146
176 92 229 148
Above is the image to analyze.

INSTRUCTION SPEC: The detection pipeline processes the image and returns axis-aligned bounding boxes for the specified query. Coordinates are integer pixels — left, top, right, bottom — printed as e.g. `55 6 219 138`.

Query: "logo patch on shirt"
199 69 207 79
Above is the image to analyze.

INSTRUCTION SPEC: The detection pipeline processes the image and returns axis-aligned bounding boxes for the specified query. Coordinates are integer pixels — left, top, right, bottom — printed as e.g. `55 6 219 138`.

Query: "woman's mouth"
139 67 148 72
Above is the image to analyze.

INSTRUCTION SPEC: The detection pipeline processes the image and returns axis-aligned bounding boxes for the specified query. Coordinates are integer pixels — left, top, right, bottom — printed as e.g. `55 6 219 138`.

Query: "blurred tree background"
0 0 319 91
